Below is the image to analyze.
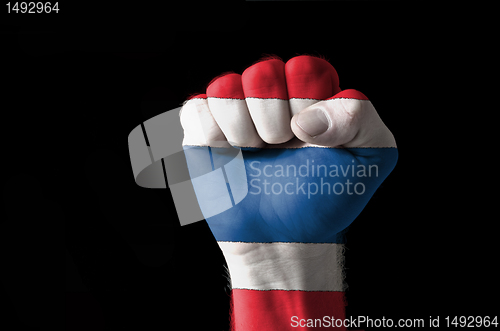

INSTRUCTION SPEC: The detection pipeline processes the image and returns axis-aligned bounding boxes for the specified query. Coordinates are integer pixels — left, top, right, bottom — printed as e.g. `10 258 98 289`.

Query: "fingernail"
296 108 330 137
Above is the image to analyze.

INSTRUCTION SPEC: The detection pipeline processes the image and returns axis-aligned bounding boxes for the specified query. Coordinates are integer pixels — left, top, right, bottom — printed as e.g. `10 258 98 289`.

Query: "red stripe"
186 93 207 100
326 89 369 101
206 73 245 99
285 55 341 99
230 289 346 331
241 59 288 99
188 89 367 102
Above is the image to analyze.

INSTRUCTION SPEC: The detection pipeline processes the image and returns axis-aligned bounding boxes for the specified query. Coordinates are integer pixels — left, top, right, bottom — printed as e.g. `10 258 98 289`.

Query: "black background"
1 2 496 330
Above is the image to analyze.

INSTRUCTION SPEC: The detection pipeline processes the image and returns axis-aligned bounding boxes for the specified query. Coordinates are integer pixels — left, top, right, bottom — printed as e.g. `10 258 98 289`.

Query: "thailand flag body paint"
181 55 397 330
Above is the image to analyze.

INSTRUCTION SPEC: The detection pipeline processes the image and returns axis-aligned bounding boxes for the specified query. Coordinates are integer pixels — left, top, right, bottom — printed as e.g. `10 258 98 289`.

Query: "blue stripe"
184 146 398 243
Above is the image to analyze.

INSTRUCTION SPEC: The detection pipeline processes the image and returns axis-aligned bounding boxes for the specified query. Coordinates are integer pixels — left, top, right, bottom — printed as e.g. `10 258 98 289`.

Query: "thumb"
290 89 397 148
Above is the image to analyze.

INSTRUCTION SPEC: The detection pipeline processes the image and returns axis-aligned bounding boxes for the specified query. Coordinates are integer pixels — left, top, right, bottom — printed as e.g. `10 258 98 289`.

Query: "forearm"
219 242 347 331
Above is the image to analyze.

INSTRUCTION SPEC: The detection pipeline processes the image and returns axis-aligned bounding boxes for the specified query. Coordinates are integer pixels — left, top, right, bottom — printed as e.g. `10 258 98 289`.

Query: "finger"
241 57 294 145
291 89 397 148
206 73 265 148
180 95 230 147
285 55 341 116
179 95 246 223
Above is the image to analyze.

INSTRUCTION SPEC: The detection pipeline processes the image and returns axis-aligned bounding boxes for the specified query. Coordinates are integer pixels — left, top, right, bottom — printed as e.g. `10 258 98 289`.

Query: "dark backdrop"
1 2 495 330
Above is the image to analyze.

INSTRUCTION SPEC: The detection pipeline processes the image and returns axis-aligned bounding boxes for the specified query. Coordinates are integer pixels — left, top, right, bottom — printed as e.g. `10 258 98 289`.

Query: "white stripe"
218 242 345 291
182 97 395 148
245 98 294 144
289 98 321 116
180 98 229 147
207 98 264 147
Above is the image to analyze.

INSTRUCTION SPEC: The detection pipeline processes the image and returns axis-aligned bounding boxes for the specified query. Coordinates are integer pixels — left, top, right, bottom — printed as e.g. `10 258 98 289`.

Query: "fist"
180 55 397 243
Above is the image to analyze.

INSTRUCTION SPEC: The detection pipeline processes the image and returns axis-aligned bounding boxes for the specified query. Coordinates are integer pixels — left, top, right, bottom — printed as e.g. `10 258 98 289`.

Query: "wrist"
218 242 346 291
218 241 347 331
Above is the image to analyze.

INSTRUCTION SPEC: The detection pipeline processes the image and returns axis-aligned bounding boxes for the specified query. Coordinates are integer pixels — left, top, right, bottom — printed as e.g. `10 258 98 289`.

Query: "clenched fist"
179 55 397 331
